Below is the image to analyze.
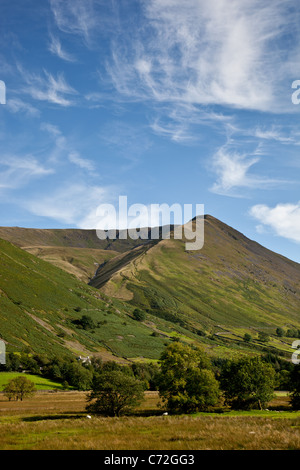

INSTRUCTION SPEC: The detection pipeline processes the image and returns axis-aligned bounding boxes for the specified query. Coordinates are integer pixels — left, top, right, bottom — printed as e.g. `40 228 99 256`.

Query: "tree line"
3 342 300 415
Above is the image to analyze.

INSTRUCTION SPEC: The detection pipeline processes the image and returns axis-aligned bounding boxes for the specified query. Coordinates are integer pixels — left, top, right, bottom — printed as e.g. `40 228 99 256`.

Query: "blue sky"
1 0 300 262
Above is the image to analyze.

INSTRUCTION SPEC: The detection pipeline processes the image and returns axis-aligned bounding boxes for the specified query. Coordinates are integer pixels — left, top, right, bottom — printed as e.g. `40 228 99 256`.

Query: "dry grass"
1 391 300 450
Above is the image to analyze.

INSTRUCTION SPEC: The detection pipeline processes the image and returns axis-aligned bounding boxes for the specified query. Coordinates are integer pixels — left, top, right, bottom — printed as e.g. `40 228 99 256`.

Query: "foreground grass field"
1 391 300 450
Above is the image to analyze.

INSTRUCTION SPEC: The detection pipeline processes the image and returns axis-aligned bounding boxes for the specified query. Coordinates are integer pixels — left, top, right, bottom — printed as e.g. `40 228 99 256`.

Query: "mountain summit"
0 215 299 359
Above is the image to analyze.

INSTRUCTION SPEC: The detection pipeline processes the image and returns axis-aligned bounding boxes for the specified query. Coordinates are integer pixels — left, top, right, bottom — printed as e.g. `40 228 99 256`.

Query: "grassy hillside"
23 246 118 283
0 237 176 361
2 215 300 360
90 215 300 358
0 226 156 282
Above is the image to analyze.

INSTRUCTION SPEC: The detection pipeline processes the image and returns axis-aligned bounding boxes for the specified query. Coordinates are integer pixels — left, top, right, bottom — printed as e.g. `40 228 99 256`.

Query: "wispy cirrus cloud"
41 122 95 173
68 151 95 172
210 133 287 196
150 103 232 143
6 98 40 117
49 0 98 46
210 147 261 195
107 0 300 113
253 126 295 144
0 155 54 190
17 64 77 107
48 33 76 62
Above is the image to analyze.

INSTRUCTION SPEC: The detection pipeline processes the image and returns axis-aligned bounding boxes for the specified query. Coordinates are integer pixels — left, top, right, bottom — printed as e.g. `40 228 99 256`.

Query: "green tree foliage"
3 376 36 401
243 333 252 343
42 357 93 390
288 365 300 409
132 308 146 322
73 314 96 330
219 356 275 410
86 370 144 416
158 342 221 414
276 327 285 337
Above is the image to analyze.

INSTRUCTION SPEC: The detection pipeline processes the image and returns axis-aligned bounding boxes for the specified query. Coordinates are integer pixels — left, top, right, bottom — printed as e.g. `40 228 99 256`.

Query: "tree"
132 309 146 322
276 327 285 337
5 352 21 371
243 333 252 343
86 370 144 416
219 356 275 410
288 365 300 409
63 361 93 390
158 342 221 414
74 314 96 330
3 376 36 401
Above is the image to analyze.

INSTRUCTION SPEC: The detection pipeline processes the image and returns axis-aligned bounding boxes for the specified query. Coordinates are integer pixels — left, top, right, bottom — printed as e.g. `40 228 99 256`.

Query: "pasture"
0 372 64 391
1 390 300 450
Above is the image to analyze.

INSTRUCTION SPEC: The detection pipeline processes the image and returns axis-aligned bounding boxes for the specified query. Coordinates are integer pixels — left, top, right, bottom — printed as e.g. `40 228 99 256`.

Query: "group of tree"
243 331 270 343
85 343 292 416
276 327 300 339
1 351 160 392
242 326 300 344
4 341 300 416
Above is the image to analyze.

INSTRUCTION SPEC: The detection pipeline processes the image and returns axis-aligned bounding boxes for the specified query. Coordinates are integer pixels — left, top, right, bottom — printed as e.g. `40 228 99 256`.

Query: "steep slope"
90 215 300 357
23 246 118 283
0 237 173 361
0 226 154 282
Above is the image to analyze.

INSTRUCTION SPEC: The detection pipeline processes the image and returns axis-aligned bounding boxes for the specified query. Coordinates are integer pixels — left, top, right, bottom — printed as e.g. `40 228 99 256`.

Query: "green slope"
90 215 300 358
0 226 156 283
0 238 173 361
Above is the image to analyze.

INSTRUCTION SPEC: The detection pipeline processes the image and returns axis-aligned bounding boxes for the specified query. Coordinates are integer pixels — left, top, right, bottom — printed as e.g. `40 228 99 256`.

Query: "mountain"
1 215 300 361
0 237 173 361
0 226 154 283
89 215 300 358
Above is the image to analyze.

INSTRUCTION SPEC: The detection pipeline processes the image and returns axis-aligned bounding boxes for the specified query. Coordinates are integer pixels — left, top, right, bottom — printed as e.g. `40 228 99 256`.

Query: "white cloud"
18 65 77 107
0 155 54 189
41 122 95 172
6 98 40 117
210 143 284 196
250 202 300 243
48 34 76 62
107 0 300 113
24 183 111 228
68 151 95 172
49 0 98 45
253 126 294 143
211 147 260 194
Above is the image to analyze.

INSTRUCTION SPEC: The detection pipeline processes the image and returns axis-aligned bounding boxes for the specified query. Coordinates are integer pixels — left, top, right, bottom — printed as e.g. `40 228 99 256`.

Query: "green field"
1 391 300 450
0 372 63 391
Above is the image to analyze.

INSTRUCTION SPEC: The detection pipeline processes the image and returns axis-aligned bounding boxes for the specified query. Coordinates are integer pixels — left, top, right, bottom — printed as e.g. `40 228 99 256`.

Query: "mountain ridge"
0 215 299 360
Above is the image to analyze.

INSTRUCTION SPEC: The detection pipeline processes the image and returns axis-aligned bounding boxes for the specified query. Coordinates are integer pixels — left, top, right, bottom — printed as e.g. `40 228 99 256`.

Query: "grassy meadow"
0 372 64 391
1 389 300 450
